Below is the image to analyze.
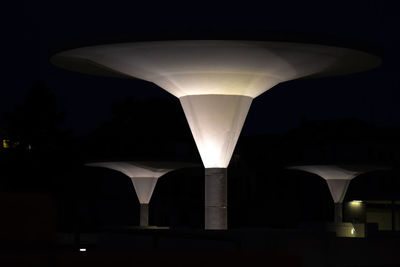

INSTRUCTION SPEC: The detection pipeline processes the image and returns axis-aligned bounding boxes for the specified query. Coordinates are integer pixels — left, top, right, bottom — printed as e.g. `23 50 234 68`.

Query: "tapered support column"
334 202 343 223
205 168 227 230
140 203 149 227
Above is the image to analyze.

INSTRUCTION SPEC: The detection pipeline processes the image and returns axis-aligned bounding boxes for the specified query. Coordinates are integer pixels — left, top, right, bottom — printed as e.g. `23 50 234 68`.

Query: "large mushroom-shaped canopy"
54 35 380 229
51 40 380 98
52 40 380 169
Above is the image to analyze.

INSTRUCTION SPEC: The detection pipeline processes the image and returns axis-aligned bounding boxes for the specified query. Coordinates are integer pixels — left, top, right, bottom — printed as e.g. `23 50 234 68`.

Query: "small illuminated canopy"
86 161 195 204
289 165 386 203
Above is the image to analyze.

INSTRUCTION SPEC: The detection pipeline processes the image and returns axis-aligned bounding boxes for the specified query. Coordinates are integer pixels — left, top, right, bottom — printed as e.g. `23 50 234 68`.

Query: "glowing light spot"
180 95 252 168
79 248 86 252
351 228 355 235
350 200 362 207
2 140 10 149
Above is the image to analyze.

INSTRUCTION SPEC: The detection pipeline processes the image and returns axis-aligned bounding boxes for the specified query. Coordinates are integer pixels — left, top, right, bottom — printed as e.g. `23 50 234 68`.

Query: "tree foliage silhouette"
4 81 66 151
85 96 197 160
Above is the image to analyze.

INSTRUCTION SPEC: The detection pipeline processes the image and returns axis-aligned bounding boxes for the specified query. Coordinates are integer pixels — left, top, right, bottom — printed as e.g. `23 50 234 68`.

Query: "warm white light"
54 41 379 169
86 162 194 204
54 41 380 230
53 41 379 98
289 165 384 203
349 200 363 208
351 228 355 235
79 248 86 252
180 95 252 168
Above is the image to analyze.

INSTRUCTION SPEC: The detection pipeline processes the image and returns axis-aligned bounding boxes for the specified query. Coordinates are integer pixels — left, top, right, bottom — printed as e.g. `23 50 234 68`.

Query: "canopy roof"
288 165 388 181
86 161 197 203
288 164 388 203
51 40 380 98
86 161 197 178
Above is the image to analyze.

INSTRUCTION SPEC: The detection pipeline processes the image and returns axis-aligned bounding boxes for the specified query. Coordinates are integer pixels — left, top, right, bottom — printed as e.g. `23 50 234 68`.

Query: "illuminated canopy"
180 94 252 167
289 165 386 203
51 41 380 98
86 161 195 204
52 40 379 168
54 39 380 229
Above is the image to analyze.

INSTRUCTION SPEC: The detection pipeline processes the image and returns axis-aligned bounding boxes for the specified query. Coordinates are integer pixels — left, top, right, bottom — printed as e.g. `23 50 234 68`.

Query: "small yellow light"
350 200 362 207
351 228 355 235
3 140 10 149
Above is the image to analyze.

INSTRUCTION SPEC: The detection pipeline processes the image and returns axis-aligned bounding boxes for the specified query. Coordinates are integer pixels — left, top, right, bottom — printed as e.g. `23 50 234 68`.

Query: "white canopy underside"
86 161 190 204
131 178 159 204
86 161 174 178
61 41 378 169
289 165 362 181
289 165 385 203
326 179 351 203
52 40 380 98
181 95 251 167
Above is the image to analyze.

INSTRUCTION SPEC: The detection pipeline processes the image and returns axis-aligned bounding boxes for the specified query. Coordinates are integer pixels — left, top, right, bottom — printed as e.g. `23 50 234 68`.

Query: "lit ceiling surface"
289 165 387 203
54 41 380 168
52 40 380 98
86 161 195 203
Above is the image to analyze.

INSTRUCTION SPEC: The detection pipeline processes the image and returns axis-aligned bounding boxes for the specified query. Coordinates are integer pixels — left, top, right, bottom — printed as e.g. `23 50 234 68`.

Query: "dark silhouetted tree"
84 96 198 160
4 81 66 151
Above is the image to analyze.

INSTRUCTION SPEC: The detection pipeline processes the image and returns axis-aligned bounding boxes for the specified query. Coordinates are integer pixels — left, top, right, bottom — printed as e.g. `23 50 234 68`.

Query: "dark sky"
2 1 400 136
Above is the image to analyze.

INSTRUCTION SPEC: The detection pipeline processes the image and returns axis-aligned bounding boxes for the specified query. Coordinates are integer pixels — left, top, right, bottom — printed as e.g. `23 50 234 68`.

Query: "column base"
334 202 343 223
140 203 149 227
205 168 227 230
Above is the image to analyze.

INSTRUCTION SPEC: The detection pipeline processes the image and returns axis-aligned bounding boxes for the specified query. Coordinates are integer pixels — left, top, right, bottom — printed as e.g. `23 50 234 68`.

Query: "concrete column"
205 168 227 230
140 203 149 227
334 202 343 223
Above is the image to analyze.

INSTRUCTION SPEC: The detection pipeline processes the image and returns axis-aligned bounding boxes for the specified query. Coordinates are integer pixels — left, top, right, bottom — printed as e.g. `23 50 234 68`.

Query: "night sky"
2 1 400 136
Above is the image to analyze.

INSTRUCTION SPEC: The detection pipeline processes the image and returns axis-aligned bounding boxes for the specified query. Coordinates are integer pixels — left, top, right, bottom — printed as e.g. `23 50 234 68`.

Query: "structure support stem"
334 202 343 223
205 168 227 230
140 203 149 227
